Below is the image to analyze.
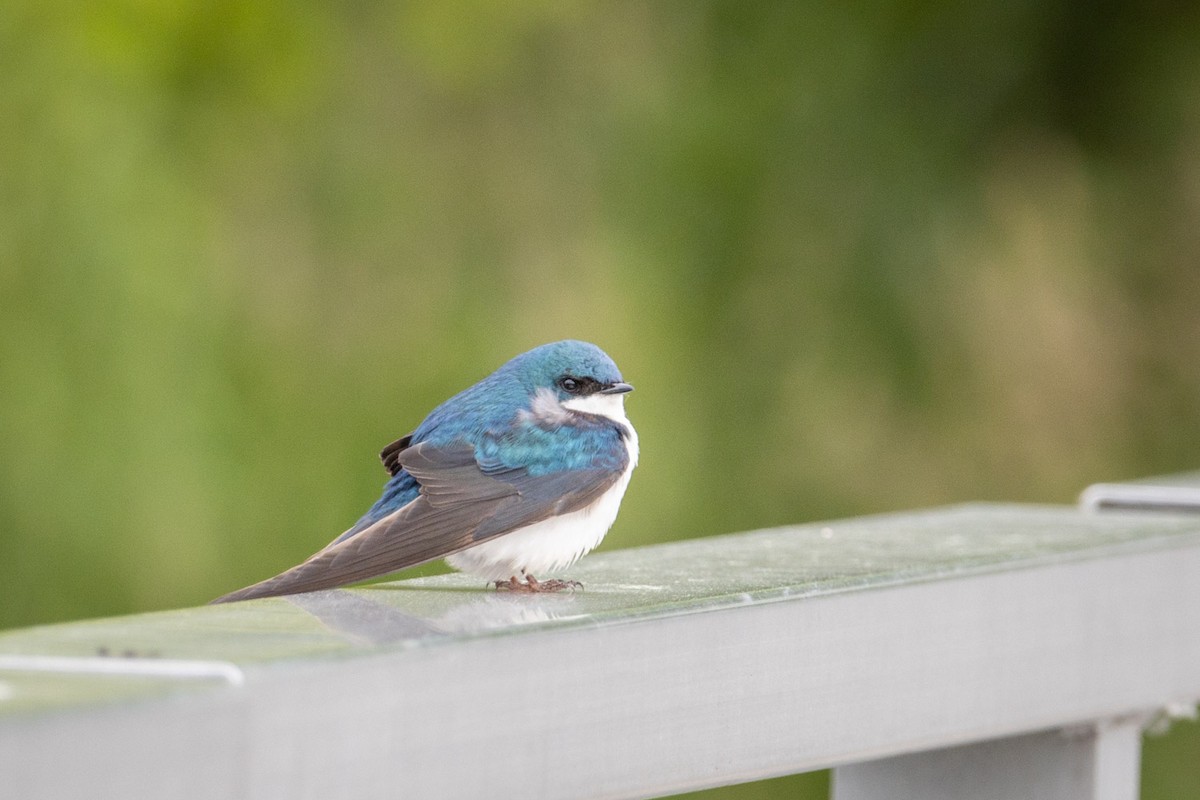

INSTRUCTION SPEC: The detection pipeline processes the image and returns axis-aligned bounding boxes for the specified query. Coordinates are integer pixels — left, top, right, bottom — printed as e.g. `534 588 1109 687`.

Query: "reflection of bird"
212 340 638 603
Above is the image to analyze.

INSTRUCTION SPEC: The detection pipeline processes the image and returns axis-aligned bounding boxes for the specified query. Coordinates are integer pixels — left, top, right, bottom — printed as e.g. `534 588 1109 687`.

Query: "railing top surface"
2 501 1199 718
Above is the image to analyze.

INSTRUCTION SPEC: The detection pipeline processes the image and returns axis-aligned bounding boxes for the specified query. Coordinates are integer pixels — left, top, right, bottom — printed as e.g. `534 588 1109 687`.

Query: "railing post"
832 718 1143 800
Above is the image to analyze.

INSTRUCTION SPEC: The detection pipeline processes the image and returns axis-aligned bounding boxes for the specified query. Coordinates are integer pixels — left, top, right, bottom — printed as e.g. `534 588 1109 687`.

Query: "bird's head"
508 340 633 419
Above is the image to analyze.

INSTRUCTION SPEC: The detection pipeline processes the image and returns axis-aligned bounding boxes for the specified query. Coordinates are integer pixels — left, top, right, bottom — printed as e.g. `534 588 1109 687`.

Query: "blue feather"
338 340 626 543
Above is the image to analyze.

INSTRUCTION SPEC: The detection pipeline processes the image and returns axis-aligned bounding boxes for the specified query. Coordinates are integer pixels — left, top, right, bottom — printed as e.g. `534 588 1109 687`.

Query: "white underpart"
445 391 639 581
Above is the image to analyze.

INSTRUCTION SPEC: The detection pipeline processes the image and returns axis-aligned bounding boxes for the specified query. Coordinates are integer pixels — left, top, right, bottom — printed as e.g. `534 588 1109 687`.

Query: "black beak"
600 382 634 395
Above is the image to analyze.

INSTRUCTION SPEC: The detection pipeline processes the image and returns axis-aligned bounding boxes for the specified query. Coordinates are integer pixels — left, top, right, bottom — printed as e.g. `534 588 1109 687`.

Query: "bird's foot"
493 575 582 593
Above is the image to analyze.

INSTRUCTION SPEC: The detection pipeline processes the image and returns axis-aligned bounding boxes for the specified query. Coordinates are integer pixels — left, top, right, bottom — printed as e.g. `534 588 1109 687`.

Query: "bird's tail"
209 554 352 604
210 488 474 603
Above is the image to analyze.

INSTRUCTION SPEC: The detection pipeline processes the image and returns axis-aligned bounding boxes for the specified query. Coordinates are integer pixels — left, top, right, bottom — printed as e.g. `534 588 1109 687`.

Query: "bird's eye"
560 377 581 394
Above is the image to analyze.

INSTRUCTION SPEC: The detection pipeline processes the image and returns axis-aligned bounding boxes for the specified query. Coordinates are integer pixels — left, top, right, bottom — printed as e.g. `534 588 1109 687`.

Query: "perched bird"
212 340 637 603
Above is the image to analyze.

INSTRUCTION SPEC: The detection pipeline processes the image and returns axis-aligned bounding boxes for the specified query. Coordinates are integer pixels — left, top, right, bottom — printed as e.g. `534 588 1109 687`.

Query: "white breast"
445 393 638 581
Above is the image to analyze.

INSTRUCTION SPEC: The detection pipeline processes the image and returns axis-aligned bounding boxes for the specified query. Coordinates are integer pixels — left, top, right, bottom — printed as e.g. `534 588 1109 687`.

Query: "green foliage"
2 2 1198 796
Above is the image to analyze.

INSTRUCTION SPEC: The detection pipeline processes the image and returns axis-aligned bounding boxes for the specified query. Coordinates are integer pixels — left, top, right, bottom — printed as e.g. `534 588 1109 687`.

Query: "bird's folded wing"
210 440 622 603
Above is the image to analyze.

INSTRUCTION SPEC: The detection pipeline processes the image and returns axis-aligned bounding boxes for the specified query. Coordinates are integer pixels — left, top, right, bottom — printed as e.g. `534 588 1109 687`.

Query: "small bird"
212 340 637 603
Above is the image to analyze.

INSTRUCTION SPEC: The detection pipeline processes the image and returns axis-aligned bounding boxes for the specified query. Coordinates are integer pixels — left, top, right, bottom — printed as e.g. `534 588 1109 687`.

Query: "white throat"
563 393 635 435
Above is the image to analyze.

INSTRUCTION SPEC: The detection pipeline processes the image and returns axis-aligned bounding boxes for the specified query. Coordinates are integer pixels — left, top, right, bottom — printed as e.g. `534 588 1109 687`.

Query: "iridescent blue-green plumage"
341 340 628 539
212 340 636 603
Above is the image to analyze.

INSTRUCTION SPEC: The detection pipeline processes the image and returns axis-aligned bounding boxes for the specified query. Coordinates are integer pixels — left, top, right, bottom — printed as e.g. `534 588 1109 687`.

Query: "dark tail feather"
209 557 353 604
209 575 296 604
209 485 488 603
209 581 285 604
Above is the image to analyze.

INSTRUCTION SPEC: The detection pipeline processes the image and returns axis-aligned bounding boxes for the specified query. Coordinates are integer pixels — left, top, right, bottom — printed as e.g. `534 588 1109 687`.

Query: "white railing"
2 477 1199 800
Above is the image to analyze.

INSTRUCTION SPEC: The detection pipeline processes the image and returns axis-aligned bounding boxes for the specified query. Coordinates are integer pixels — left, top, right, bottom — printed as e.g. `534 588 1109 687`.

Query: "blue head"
413 340 632 443
500 340 632 403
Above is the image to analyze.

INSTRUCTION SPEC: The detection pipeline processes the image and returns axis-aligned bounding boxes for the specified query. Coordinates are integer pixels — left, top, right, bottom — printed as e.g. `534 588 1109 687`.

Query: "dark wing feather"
210 440 622 603
380 433 413 477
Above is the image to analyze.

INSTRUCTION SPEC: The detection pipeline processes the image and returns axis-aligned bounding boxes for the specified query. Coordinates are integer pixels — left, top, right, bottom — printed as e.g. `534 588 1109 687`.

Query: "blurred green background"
2 1 1198 797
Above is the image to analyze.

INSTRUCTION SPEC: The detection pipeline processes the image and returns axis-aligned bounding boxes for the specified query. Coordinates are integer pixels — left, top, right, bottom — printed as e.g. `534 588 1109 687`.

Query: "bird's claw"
493 575 582 593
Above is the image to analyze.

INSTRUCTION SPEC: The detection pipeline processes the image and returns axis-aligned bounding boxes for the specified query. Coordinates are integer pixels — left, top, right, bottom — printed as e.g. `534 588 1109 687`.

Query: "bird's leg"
493 574 582 593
